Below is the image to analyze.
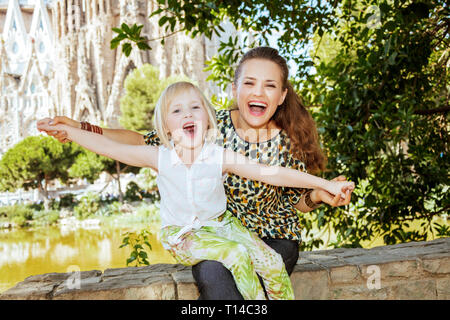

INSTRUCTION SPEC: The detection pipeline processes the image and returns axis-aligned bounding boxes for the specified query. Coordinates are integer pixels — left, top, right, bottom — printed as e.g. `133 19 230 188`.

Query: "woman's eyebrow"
243 76 278 83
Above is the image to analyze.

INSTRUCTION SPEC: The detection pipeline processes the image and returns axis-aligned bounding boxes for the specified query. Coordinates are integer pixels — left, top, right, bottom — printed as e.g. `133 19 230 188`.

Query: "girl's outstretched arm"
222 149 354 198
37 119 158 171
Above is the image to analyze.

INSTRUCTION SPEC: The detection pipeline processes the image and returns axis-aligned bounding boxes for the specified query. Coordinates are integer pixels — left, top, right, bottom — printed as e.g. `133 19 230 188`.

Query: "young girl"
37 81 354 300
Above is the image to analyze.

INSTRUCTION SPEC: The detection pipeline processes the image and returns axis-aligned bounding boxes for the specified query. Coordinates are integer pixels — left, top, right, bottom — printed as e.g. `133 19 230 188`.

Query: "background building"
0 0 232 156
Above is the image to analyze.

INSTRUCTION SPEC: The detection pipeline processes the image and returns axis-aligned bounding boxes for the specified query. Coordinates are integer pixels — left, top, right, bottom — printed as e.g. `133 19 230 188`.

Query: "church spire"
2 0 29 75
29 0 53 75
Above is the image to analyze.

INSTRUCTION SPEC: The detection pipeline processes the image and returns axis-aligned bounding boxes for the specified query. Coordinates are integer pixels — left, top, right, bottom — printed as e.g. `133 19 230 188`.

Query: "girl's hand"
37 116 80 143
37 118 64 132
324 180 355 199
311 176 354 207
36 118 53 131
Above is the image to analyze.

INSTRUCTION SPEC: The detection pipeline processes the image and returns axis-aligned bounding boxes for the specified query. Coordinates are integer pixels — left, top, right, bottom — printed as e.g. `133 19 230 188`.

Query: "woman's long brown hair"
233 46 327 173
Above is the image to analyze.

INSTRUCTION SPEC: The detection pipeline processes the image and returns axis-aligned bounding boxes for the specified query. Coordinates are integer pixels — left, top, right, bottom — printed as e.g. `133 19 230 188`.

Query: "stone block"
422 255 450 274
53 274 176 300
302 253 338 262
343 253 404 266
330 265 361 285
102 267 141 278
313 258 348 269
0 280 56 300
293 262 325 273
102 271 159 283
290 269 329 300
53 274 103 297
388 245 450 258
345 256 420 281
389 279 436 300
329 284 391 300
378 260 420 279
332 248 366 259
23 272 71 282
436 278 450 300
171 270 199 300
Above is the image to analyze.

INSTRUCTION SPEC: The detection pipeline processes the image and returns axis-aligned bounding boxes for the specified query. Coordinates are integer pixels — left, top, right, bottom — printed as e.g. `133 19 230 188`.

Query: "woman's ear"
279 87 288 106
232 82 237 100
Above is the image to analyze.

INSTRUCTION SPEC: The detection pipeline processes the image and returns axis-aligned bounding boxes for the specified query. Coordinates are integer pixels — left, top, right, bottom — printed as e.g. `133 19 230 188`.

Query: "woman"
42 47 353 299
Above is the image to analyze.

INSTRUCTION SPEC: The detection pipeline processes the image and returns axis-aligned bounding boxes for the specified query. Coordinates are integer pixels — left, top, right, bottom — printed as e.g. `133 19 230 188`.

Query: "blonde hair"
153 81 218 148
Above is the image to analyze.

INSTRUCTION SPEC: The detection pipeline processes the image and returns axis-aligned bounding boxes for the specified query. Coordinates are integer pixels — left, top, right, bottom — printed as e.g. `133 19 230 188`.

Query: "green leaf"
158 16 169 27
122 43 132 57
112 27 123 34
387 52 398 65
137 41 151 51
121 23 131 35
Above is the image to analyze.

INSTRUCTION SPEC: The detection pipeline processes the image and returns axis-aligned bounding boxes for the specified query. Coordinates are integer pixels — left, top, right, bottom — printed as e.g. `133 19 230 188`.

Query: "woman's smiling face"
232 58 287 129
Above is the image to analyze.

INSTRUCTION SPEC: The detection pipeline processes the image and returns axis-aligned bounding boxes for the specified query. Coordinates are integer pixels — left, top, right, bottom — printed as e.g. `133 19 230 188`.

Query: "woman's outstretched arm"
40 116 147 145
37 118 158 171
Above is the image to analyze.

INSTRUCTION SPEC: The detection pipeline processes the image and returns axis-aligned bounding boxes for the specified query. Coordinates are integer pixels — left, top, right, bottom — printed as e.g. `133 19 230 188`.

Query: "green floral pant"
160 211 295 300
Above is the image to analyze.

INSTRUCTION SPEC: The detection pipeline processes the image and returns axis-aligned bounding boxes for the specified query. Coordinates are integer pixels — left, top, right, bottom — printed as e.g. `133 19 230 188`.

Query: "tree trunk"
38 179 50 210
115 161 124 202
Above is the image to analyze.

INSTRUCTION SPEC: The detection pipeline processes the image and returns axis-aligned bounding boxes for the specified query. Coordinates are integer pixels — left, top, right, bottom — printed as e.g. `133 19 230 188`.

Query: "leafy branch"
111 23 151 56
119 229 153 267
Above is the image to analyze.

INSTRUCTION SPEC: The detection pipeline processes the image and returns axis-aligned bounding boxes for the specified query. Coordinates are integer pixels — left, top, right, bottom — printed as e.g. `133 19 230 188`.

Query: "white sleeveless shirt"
157 142 227 235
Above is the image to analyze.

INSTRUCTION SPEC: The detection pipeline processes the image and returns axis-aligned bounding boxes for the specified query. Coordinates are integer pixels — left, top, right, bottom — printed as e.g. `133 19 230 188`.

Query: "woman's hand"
37 116 80 143
310 175 354 207
323 180 355 200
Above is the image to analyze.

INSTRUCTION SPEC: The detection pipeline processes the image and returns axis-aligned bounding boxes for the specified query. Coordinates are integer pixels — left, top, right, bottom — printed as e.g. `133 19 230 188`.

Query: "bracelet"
304 190 321 209
80 121 103 135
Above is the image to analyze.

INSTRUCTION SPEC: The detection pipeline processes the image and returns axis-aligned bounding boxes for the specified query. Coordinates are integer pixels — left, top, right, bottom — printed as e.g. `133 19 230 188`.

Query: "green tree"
112 0 449 248
69 148 106 183
303 1 449 247
119 63 189 133
101 158 141 202
0 136 82 208
69 148 141 202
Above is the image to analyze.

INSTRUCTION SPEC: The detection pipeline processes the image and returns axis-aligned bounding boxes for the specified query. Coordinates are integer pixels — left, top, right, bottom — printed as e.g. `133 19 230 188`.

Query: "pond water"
0 222 175 293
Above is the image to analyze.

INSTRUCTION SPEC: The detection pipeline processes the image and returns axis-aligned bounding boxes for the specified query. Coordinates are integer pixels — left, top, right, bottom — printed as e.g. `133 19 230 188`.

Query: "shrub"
73 192 100 220
119 229 152 267
32 210 60 226
0 204 34 221
136 203 160 222
124 181 142 202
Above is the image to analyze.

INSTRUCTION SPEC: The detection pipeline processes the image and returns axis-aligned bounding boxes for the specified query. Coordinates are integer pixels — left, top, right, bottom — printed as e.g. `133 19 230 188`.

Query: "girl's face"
232 58 287 129
165 88 210 150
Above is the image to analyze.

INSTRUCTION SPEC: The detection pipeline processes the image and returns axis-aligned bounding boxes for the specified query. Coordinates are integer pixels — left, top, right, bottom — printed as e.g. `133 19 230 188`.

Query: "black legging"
191 238 299 300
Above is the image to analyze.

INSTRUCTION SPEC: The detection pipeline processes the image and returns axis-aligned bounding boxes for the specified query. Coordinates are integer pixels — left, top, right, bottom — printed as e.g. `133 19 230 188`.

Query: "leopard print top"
144 109 307 241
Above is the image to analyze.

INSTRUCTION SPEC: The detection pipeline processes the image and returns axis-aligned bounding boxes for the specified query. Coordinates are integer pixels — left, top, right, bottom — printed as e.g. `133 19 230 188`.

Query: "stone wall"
1 238 449 300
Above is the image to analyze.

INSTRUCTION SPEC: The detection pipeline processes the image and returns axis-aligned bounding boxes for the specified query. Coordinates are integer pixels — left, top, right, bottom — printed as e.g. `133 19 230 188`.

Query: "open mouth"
182 122 196 138
248 101 267 116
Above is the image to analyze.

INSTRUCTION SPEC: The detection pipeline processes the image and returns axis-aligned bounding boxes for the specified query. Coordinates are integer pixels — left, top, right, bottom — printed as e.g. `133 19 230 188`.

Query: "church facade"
0 0 230 155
